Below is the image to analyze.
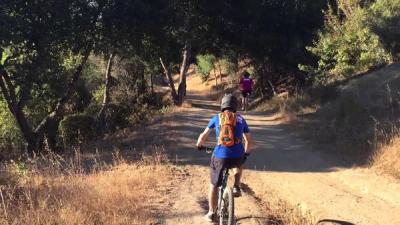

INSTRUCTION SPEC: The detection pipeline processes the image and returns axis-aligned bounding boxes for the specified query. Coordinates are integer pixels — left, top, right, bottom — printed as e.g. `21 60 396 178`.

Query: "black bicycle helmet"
221 94 238 112
243 71 250 78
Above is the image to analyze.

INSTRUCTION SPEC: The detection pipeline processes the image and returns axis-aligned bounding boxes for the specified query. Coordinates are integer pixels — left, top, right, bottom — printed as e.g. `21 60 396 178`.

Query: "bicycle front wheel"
245 97 248 112
219 187 235 225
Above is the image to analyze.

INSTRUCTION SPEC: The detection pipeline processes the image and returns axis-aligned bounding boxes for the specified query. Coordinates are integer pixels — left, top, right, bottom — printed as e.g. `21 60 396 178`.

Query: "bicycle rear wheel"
245 97 248 112
219 187 235 225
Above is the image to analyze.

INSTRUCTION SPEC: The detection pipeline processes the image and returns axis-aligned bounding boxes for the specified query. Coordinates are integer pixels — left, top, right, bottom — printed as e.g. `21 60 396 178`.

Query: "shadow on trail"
197 197 209 212
241 183 256 196
162 93 353 173
190 102 220 111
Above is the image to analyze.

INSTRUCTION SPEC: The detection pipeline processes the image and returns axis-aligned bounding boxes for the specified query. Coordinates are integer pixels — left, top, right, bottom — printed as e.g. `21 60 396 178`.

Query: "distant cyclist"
196 94 253 222
239 71 254 110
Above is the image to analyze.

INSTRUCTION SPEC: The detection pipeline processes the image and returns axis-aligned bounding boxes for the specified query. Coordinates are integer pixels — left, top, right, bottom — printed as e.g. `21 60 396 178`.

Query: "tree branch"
0 67 35 142
160 57 178 99
17 82 33 109
98 51 116 122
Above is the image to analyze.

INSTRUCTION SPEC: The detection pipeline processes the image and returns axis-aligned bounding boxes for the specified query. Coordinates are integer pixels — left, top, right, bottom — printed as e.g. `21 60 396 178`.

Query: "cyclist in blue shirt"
196 94 253 222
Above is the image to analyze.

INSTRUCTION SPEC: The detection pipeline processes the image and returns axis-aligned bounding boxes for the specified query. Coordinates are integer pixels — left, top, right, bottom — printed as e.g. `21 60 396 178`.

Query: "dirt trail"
160 93 400 225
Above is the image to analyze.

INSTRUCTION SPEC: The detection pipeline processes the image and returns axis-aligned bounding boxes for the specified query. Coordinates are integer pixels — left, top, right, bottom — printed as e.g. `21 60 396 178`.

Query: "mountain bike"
198 146 235 225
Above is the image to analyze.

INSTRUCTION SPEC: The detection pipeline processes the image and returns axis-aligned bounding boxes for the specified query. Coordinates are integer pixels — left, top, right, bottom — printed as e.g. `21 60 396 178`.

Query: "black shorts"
210 156 243 186
241 90 252 97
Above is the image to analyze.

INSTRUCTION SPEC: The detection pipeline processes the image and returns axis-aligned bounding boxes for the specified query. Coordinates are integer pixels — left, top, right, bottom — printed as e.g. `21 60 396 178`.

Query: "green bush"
0 100 23 150
368 0 400 60
101 103 131 130
69 80 92 113
59 114 97 147
300 5 391 85
128 92 165 125
196 54 216 82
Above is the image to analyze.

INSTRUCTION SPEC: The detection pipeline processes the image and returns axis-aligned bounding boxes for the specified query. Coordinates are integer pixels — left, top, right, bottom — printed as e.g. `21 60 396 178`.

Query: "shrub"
196 54 216 82
300 5 391 85
128 93 165 125
59 114 97 147
101 103 131 130
68 80 92 113
368 0 400 60
0 160 29 187
0 100 23 151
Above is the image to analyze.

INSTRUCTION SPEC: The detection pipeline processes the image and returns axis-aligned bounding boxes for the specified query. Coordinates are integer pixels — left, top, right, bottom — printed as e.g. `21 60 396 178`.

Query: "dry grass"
309 64 400 164
242 182 315 225
372 136 400 179
261 200 315 225
254 93 318 122
186 67 212 93
0 151 180 225
256 64 400 171
252 64 400 178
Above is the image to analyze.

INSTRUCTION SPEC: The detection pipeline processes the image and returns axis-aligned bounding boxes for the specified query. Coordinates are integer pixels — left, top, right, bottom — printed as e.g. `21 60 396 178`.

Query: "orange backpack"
218 112 240 147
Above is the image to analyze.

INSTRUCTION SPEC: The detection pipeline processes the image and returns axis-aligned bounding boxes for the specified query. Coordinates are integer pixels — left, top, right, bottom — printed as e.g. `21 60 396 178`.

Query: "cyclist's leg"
208 184 218 212
225 158 243 187
228 158 244 197
209 156 225 213
233 167 243 187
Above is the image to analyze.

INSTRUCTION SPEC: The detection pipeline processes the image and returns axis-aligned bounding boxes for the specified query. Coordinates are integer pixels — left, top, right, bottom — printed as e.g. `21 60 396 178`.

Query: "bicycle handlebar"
197 146 250 162
197 145 213 154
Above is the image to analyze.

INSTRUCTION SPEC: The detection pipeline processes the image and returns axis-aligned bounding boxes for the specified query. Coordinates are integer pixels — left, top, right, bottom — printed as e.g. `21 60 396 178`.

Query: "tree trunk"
177 43 191 105
0 67 37 155
267 79 277 96
44 118 58 153
259 61 277 98
160 57 178 102
99 52 116 126
138 63 146 94
17 111 40 155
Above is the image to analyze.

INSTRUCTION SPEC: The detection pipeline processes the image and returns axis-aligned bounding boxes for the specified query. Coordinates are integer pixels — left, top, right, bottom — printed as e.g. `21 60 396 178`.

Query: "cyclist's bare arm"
196 127 213 147
243 132 253 154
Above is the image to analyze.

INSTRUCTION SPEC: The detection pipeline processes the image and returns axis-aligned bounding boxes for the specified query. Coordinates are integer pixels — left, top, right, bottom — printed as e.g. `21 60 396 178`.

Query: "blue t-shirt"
207 113 250 159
